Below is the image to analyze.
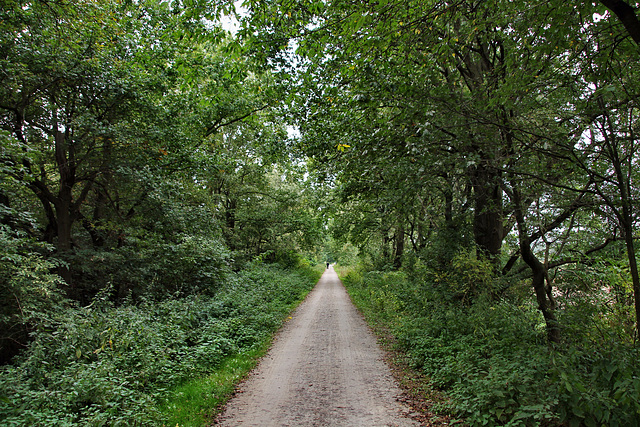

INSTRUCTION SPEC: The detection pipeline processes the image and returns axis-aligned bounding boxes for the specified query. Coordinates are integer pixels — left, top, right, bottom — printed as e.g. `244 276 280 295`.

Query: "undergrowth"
338 257 640 427
0 262 322 426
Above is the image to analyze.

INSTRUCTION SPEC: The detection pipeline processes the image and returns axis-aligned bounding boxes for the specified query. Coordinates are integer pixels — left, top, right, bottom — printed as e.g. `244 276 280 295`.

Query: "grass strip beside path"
160 264 323 426
160 341 270 426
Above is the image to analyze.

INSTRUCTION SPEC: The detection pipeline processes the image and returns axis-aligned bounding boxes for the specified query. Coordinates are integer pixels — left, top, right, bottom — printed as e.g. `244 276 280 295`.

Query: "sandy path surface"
215 267 418 427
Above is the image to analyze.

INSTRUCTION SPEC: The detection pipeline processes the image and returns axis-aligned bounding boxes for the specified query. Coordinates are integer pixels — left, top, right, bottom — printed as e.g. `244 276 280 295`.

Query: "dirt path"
215 267 419 427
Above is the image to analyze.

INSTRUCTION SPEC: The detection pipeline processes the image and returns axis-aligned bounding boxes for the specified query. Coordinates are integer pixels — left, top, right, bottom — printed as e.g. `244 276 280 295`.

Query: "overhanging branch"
204 104 271 137
600 0 640 45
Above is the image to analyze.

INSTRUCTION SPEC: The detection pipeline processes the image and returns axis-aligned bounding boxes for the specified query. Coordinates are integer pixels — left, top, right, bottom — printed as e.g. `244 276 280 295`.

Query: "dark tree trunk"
524 245 561 344
393 224 404 269
512 184 561 344
598 111 640 339
622 221 640 340
225 196 237 230
53 127 76 285
599 0 640 45
471 163 504 258
443 186 454 225
382 232 390 263
55 188 74 285
615 185 640 339
84 189 107 247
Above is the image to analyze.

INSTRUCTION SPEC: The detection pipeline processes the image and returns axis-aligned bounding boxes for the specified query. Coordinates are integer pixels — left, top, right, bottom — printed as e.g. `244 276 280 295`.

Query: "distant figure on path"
326 262 330 269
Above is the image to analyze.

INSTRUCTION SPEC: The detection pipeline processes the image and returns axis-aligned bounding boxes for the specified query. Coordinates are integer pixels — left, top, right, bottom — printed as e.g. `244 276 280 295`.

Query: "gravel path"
215 267 418 427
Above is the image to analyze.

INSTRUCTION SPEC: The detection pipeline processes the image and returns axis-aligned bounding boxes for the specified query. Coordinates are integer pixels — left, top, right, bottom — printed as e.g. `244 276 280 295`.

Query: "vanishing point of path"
216 266 419 427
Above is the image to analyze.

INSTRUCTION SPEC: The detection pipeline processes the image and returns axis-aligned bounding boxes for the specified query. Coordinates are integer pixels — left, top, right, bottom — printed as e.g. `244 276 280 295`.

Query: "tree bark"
599 0 640 45
512 184 561 344
53 123 75 285
382 232 390 263
471 163 504 258
621 220 640 340
393 224 404 269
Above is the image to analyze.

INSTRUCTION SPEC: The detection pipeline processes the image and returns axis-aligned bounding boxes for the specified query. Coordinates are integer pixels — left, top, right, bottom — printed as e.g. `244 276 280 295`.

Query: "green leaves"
0 263 319 425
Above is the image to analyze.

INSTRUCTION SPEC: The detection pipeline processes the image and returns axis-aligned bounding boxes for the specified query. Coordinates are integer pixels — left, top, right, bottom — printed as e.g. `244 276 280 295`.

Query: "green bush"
343 259 640 427
0 226 66 363
70 233 232 302
551 346 640 427
0 263 319 425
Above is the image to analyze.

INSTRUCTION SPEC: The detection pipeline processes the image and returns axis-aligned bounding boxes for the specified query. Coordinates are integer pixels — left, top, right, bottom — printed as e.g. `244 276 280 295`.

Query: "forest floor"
214 267 454 427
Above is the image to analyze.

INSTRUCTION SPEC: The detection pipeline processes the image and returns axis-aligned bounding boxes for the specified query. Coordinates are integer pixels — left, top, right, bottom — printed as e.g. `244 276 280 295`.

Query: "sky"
219 1 246 34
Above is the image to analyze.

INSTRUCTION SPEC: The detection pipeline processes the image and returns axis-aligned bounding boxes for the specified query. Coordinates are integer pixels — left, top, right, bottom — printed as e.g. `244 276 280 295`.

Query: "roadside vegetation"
1 1 324 425
338 241 640 426
244 0 640 425
3 0 640 426
1 261 320 426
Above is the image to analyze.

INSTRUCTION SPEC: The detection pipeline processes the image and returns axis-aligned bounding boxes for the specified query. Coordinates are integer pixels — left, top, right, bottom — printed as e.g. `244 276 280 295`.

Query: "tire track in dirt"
215 267 418 427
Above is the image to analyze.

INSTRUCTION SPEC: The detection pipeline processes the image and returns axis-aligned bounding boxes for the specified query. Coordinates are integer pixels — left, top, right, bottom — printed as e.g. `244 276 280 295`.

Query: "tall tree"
238 0 640 338
0 0 276 286
1 0 194 281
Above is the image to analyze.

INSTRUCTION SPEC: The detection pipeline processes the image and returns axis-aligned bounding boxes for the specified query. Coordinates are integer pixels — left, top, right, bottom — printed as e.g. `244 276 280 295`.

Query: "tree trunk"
599 0 640 45
601 116 640 339
382 232 390 264
525 247 561 343
618 203 640 340
225 195 237 230
512 184 561 344
393 224 404 269
443 184 453 225
82 190 107 248
55 187 73 285
54 127 75 285
471 163 504 258
623 225 640 340
607 127 640 339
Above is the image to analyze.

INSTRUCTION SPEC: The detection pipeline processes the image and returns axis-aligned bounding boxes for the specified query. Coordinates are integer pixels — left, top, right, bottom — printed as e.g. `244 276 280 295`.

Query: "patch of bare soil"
214 267 419 426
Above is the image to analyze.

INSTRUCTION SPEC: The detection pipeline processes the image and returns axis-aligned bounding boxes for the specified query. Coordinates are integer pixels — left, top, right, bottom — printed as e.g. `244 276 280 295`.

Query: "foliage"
342 259 640 427
0 225 66 363
240 0 640 340
2 0 640 424
0 263 321 426
551 346 640 427
70 233 232 302
0 1 325 423
0 0 314 292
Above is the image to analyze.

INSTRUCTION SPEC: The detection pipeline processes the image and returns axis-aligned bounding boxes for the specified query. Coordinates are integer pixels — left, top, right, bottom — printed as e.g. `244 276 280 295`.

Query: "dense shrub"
69 234 232 303
0 226 66 364
0 263 319 426
342 257 640 427
551 344 640 426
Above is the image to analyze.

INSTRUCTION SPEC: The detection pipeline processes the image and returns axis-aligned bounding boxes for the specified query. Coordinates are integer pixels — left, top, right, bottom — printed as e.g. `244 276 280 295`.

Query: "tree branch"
599 0 640 45
204 104 271 137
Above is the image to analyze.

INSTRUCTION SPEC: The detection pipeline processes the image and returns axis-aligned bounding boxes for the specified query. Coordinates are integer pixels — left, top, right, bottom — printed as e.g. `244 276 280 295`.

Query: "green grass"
159 341 270 426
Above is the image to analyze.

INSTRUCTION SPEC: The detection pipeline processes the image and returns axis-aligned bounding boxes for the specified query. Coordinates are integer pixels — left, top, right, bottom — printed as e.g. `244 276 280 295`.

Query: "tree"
238 0 640 340
203 119 322 265
0 0 197 282
560 45 640 337
0 0 281 291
